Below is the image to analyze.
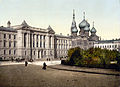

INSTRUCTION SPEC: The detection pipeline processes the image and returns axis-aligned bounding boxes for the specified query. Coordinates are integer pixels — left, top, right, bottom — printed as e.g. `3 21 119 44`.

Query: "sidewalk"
0 60 61 66
48 65 120 76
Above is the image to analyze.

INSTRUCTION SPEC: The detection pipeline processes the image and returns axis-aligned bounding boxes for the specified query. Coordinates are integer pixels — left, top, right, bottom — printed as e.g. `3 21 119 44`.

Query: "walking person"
42 62 47 70
25 60 28 67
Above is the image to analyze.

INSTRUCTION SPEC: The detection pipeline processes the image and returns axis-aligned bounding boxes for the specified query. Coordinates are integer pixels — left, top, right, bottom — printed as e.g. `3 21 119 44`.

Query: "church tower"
71 9 78 37
79 12 90 37
89 22 99 41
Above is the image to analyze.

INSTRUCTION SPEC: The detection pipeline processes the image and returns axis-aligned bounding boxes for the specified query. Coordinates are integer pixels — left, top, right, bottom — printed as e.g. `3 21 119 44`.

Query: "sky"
0 0 120 40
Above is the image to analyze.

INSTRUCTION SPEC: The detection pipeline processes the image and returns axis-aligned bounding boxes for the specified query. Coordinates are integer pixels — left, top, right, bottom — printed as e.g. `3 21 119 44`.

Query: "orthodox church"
70 10 99 50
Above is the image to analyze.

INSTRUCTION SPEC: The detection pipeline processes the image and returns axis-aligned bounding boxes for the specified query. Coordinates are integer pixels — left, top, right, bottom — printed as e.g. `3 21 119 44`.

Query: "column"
39 51 41 58
33 34 34 48
45 35 49 58
38 35 40 48
42 35 44 48
34 34 36 48
43 35 45 48
51 36 54 58
51 36 54 49
28 33 30 48
26 33 28 48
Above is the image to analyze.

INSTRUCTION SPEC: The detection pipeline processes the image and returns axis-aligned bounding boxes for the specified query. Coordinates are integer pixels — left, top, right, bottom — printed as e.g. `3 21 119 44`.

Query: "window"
9 41 11 47
9 50 11 55
37 35 38 40
37 42 38 47
40 35 42 47
14 35 16 39
105 45 106 48
4 50 6 55
14 41 16 47
36 35 39 47
14 50 16 55
25 51 26 55
110 45 111 48
9 34 11 39
34 51 35 55
4 40 6 47
43 36 45 48
44 42 45 48
112 45 114 48
44 51 46 56
49 36 51 48
4 34 6 39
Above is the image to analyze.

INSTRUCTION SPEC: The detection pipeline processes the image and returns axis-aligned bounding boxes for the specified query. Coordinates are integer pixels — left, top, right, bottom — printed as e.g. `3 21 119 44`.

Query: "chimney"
7 21 11 28
60 33 62 35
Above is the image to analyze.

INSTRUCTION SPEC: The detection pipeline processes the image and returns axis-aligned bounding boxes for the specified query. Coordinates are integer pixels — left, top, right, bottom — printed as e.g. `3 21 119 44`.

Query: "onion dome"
79 12 90 28
71 20 76 28
72 27 78 33
91 27 96 33
71 9 78 33
79 19 90 28
91 22 97 33
84 26 90 31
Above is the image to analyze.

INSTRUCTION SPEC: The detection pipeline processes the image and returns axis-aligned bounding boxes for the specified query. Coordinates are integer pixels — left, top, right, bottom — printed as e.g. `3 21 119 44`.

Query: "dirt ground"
0 64 120 87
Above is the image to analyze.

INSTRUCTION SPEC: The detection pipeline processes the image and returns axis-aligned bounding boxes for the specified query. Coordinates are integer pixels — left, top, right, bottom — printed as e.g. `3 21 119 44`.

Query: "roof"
0 26 17 32
96 39 120 43
55 34 70 38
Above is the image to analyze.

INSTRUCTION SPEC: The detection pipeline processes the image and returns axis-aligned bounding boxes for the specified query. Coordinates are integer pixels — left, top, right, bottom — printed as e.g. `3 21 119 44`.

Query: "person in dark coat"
25 60 28 66
42 62 47 70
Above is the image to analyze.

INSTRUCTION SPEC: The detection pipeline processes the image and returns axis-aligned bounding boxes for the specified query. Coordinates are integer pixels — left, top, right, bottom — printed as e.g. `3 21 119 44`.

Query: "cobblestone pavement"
0 64 120 87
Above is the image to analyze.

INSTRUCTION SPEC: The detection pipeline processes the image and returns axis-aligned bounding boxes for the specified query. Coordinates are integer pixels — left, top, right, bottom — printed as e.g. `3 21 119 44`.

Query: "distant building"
94 39 120 51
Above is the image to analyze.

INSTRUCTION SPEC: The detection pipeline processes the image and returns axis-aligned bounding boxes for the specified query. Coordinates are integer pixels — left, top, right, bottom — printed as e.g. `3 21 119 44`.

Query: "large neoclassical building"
0 20 72 60
1 10 119 61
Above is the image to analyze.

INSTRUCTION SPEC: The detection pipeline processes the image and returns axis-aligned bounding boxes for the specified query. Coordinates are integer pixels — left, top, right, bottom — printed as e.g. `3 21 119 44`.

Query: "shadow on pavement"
48 66 120 76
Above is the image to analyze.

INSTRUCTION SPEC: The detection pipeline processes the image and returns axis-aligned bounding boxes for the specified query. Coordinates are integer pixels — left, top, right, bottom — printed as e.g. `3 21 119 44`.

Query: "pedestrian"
42 62 47 70
25 60 28 66
11 57 14 62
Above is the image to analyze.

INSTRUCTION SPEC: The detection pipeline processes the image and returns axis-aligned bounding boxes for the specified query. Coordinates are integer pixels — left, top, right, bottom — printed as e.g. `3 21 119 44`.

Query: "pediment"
48 29 55 34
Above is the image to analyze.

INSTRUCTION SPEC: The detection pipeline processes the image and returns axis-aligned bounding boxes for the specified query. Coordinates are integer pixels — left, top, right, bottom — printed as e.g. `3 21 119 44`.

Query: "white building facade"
94 40 120 51
0 21 71 60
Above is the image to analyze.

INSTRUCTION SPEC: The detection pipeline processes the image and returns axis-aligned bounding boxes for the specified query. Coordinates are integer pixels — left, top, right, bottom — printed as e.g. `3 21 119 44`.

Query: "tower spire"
93 21 94 27
73 9 75 20
83 12 85 19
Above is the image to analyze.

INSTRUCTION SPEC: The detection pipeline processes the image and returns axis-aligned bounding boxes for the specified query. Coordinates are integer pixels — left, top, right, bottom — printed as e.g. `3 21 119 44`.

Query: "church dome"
71 20 76 28
91 27 96 33
84 26 90 31
79 19 90 29
72 27 78 33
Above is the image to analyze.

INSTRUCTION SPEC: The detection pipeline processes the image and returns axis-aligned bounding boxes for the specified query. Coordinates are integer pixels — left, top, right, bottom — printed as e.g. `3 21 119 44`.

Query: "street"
0 62 120 87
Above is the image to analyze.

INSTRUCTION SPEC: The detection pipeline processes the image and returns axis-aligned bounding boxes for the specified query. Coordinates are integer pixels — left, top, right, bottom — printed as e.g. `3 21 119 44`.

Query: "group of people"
47 58 51 61
24 60 47 70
